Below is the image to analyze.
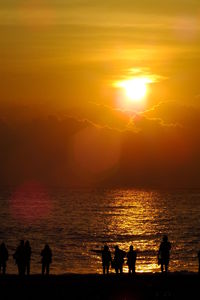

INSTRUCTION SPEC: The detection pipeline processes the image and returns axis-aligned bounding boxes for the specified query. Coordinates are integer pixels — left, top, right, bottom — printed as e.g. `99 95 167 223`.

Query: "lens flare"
9 181 53 223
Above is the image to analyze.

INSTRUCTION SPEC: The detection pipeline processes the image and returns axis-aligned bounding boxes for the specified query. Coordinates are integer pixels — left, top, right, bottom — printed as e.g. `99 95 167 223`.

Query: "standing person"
13 240 26 276
158 235 171 273
127 245 137 274
41 244 52 275
198 250 200 274
91 245 112 274
0 242 9 275
24 240 31 275
113 245 126 274
102 245 112 274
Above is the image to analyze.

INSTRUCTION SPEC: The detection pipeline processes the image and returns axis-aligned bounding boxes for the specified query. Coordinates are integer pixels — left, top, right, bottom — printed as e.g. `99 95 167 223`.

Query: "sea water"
0 185 200 274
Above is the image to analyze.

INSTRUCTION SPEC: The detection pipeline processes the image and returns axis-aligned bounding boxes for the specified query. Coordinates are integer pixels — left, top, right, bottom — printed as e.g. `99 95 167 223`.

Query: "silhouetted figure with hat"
0 242 9 275
41 244 52 275
158 235 171 273
13 240 26 276
127 245 137 274
24 240 31 275
113 245 126 274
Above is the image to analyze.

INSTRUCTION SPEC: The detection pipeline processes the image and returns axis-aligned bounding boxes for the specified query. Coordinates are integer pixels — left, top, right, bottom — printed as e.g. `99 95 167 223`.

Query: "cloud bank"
0 101 200 188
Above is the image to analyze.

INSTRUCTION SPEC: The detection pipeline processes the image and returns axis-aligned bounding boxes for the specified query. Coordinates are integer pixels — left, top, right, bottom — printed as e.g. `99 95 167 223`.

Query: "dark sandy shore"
0 273 199 300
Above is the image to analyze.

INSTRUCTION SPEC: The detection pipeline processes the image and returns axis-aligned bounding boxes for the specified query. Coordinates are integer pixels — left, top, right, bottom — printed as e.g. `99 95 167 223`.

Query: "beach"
0 273 199 299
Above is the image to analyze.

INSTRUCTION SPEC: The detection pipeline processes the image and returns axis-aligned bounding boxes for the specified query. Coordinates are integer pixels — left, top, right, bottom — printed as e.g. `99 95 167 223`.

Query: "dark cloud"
69 102 137 131
0 101 200 188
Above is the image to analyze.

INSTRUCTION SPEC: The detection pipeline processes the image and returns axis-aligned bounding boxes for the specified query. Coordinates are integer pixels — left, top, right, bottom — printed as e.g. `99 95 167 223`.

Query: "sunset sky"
1 0 200 188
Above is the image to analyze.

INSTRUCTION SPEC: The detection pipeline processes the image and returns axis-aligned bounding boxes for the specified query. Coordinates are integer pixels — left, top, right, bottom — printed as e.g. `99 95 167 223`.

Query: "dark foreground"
0 273 200 300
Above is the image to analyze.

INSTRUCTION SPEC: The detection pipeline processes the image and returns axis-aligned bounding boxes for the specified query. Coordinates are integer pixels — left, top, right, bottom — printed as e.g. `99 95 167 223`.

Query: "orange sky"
0 0 200 187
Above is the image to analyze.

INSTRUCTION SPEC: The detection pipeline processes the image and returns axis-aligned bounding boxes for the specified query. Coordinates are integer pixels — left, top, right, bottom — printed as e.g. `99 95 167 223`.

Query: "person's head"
163 235 168 242
130 245 133 251
20 240 24 246
25 240 30 247
45 244 49 250
115 245 119 251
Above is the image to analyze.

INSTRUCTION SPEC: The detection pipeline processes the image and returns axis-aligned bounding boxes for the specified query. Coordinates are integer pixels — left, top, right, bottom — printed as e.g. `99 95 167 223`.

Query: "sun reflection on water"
98 190 167 273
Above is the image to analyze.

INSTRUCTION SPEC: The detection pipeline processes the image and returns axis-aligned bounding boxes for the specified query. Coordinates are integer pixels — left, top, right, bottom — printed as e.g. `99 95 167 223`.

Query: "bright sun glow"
116 77 150 102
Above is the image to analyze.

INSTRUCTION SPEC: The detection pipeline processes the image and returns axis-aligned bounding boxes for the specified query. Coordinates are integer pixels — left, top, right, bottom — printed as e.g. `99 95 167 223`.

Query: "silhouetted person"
13 240 26 276
24 240 31 275
102 245 112 274
0 242 9 275
91 245 112 274
41 244 52 275
158 235 171 273
113 245 126 274
198 251 200 274
127 245 137 274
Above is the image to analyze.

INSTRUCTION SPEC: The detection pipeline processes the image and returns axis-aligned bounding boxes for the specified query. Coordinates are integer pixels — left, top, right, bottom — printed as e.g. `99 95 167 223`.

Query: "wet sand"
0 273 199 299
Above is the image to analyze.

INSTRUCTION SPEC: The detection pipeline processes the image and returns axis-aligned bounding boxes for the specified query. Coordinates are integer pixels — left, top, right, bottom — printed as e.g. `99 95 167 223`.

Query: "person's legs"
133 264 136 274
161 263 164 273
103 265 105 275
46 263 49 275
18 263 22 275
165 263 168 273
27 261 30 275
120 265 123 274
42 263 45 275
22 263 25 276
106 264 109 274
2 262 6 275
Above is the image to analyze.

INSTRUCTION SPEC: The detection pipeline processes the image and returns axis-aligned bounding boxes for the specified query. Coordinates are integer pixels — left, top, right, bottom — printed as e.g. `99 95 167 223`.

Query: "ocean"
0 183 200 274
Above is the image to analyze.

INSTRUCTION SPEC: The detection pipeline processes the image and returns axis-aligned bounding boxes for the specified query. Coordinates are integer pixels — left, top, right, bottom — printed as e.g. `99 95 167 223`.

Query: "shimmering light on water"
0 188 200 274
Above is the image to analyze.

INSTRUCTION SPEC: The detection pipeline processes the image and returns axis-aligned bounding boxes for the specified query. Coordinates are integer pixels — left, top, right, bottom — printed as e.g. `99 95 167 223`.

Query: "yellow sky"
1 0 200 114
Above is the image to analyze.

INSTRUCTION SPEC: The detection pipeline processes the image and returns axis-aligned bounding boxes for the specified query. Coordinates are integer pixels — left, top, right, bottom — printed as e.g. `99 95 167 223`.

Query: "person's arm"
91 249 102 254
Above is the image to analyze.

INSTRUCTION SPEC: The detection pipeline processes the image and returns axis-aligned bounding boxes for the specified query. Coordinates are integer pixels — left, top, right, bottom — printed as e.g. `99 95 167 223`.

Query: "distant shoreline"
0 271 199 276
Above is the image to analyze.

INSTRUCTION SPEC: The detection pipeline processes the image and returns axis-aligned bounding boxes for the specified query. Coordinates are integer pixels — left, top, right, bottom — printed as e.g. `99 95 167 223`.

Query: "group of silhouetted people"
94 235 172 275
0 241 52 276
13 240 31 275
2 235 200 275
92 244 137 274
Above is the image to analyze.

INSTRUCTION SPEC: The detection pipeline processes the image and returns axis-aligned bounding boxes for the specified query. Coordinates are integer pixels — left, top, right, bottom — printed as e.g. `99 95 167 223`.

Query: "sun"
123 78 147 102
116 78 148 102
